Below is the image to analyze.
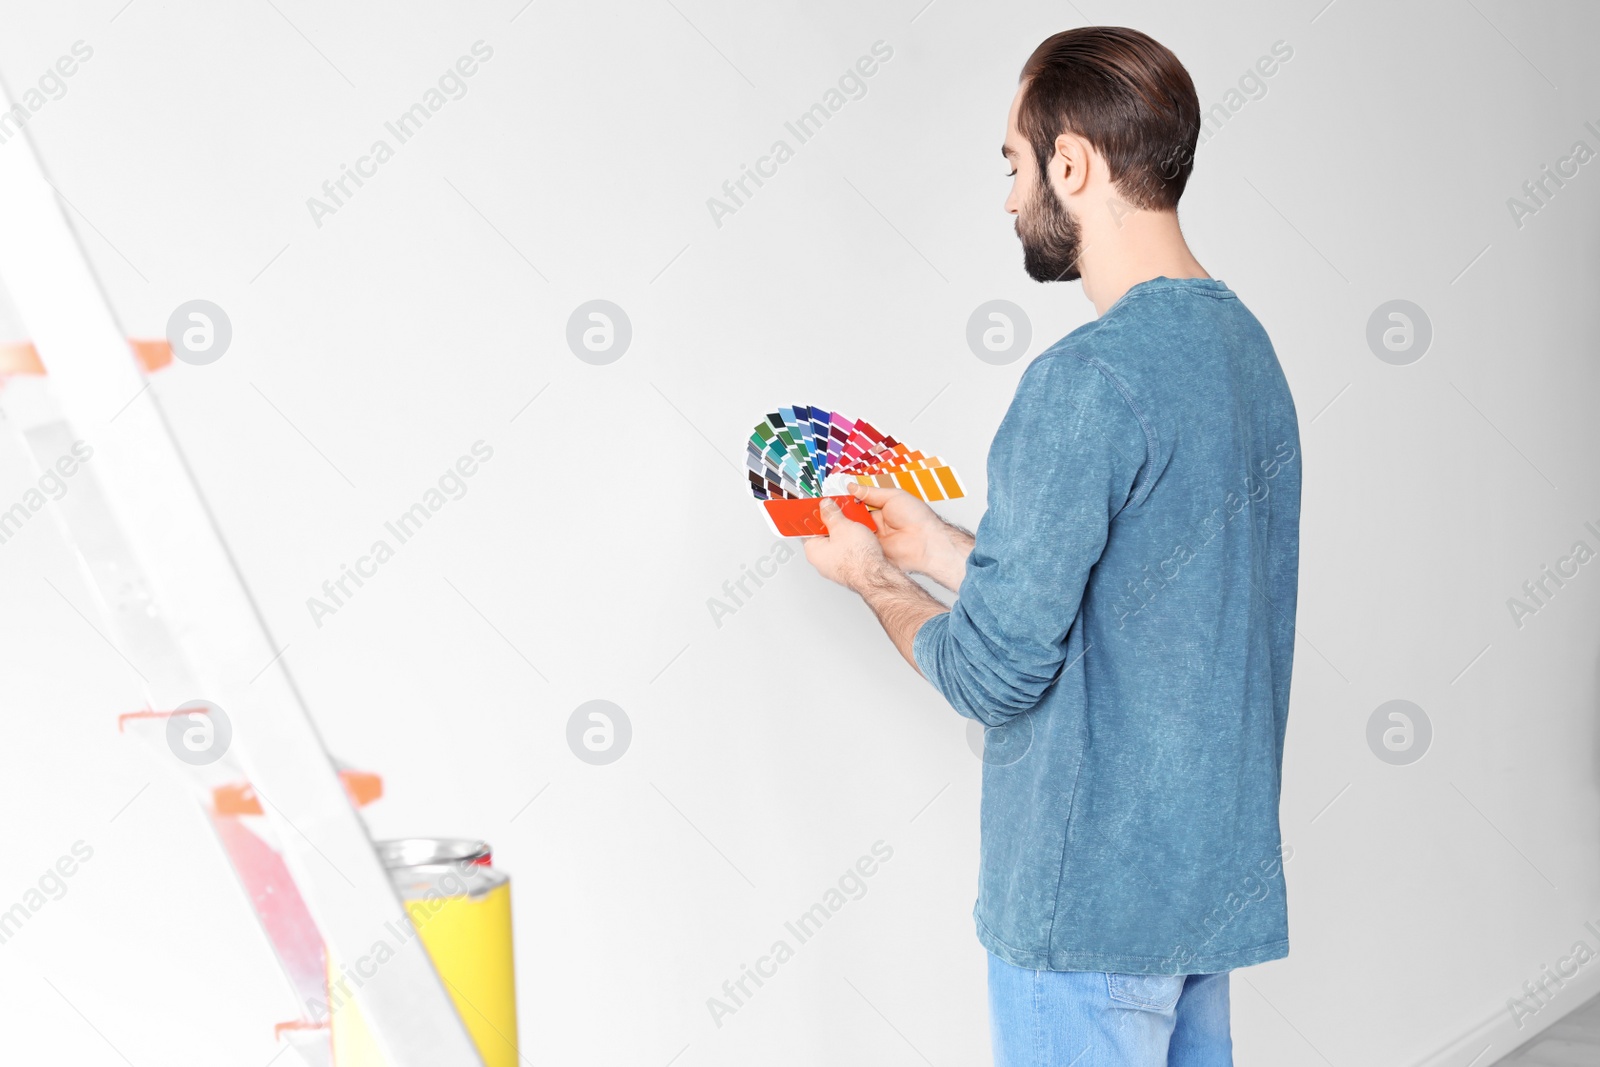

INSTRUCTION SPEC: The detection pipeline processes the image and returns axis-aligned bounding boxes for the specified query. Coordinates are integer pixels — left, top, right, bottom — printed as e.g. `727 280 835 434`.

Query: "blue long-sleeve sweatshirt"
913 276 1301 975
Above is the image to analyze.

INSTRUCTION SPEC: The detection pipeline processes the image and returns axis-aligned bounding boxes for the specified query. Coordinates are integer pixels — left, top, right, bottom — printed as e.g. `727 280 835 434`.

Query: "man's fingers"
817 496 846 535
847 483 898 508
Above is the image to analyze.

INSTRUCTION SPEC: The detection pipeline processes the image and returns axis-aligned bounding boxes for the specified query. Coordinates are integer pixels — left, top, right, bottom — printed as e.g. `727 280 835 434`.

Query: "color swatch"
748 405 965 536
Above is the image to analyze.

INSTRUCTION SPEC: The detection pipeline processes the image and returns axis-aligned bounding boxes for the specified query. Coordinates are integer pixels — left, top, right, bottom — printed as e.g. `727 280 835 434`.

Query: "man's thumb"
816 496 857 536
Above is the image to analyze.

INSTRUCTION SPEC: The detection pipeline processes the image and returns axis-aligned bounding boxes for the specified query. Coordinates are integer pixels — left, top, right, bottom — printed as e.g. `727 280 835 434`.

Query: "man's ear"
1051 132 1092 198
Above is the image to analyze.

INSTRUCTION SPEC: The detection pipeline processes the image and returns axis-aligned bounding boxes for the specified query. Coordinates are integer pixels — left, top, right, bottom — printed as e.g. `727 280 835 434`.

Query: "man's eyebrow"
1001 145 1016 159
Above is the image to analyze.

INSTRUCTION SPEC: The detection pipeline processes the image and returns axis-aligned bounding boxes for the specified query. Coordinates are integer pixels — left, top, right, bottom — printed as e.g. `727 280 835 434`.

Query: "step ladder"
0 79 486 1067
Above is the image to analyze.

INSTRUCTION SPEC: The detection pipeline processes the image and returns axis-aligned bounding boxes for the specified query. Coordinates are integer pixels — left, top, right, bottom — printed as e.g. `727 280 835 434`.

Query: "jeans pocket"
1105 972 1185 1013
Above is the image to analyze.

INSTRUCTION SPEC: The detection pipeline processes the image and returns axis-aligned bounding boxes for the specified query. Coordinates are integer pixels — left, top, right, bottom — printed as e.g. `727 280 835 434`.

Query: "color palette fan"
747 404 965 537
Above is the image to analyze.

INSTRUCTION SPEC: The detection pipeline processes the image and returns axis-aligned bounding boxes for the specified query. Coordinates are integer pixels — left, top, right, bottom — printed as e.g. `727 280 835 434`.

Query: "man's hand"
801 495 949 675
845 483 974 592
802 497 889 590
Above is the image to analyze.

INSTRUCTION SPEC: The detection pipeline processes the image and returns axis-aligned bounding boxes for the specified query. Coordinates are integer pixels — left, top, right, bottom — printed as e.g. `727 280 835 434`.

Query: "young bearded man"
802 26 1301 1067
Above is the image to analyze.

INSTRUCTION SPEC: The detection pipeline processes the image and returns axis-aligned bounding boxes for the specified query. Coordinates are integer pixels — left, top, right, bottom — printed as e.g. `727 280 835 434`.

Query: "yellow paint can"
327 844 518 1065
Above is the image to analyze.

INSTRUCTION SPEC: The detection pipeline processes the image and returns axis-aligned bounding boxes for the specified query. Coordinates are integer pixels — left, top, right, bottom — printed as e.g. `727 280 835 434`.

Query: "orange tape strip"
213 770 383 816
0 338 171 376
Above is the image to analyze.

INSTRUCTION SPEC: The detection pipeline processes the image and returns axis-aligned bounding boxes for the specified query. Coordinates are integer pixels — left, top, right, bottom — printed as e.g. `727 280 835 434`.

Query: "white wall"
0 1 1597 1064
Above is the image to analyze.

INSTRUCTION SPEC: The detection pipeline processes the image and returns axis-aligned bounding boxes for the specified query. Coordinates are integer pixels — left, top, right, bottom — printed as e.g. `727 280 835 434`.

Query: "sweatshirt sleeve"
912 350 1150 726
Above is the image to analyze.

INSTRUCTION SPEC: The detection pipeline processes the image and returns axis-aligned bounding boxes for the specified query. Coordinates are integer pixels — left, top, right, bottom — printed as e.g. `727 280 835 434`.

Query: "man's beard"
1016 174 1084 282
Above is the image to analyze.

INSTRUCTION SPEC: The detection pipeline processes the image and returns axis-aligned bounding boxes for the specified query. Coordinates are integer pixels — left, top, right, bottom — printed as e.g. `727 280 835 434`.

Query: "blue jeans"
987 952 1233 1066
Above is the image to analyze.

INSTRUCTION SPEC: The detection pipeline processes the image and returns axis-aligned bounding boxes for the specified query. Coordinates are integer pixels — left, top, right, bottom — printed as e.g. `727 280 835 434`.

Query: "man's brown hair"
1018 27 1200 211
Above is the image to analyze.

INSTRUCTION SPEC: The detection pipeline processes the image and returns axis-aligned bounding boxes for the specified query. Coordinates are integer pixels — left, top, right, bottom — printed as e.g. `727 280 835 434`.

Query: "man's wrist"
913 522 972 589
849 556 908 595
943 521 975 551
845 551 948 676
899 522 959 576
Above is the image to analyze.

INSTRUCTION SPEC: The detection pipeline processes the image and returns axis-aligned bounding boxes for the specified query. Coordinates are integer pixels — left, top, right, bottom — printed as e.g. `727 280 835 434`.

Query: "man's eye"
1006 169 1017 178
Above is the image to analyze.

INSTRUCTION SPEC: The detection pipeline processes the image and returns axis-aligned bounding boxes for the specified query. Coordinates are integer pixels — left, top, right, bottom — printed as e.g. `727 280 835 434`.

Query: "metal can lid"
375 837 492 869
389 861 508 902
